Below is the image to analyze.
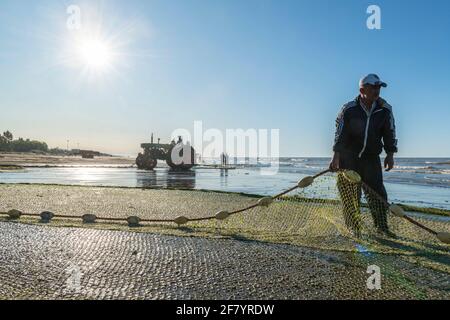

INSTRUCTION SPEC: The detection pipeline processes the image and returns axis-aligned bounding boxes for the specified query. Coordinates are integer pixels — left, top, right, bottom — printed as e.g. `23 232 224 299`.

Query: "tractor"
136 134 196 171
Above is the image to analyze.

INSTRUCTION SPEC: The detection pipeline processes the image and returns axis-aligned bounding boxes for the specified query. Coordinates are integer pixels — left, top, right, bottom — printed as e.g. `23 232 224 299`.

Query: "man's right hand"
329 152 340 171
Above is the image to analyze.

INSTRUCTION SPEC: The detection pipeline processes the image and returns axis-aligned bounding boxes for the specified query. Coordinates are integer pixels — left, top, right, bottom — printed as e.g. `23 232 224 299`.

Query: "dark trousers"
337 152 389 233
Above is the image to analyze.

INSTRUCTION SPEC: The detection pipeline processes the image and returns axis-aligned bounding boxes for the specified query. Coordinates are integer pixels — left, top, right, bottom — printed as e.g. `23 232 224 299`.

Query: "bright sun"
61 8 134 81
76 37 114 71
78 39 112 69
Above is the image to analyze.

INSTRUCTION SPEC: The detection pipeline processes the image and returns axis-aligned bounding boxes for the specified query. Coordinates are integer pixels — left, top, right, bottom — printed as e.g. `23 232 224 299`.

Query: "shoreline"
2 153 449 213
0 164 24 171
0 152 135 167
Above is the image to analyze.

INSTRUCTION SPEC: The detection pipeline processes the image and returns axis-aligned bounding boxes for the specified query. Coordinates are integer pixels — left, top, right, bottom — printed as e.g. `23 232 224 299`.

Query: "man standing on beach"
330 74 398 238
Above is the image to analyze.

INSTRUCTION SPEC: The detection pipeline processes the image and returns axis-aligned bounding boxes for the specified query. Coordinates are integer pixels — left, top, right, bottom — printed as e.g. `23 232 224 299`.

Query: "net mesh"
192 171 450 299
193 173 449 268
0 170 449 299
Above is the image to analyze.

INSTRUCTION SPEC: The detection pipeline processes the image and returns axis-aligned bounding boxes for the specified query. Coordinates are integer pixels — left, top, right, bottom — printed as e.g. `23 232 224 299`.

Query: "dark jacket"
333 96 398 157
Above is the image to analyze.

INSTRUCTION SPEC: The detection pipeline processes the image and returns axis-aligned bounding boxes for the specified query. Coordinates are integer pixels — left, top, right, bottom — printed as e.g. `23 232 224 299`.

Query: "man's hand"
329 152 340 172
384 153 394 172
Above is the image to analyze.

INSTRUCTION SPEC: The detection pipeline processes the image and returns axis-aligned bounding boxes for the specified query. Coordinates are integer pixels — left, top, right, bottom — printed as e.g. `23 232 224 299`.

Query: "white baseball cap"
359 74 387 88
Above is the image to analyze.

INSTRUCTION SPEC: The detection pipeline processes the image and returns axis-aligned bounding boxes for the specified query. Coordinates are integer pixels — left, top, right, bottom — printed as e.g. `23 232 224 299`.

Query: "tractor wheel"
136 153 158 170
166 144 195 171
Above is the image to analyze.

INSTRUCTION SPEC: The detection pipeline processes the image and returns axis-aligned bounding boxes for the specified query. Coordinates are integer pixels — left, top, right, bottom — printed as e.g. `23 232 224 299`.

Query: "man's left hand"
384 154 395 172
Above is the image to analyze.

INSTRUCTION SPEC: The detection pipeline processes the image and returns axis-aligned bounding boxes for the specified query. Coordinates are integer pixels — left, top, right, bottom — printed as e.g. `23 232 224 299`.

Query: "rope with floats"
2 169 449 244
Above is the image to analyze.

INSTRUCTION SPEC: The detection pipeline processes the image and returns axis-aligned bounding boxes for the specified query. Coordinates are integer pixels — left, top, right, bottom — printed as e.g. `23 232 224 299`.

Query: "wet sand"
0 222 447 300
0 184 449 299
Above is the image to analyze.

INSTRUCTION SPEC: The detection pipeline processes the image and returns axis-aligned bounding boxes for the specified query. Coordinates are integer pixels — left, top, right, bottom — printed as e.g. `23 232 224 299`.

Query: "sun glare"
59 4 148 82
76 37 113 71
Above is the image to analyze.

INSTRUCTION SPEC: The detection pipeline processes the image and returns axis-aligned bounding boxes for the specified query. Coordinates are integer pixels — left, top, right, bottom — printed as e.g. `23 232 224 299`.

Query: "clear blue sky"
1 0 449 157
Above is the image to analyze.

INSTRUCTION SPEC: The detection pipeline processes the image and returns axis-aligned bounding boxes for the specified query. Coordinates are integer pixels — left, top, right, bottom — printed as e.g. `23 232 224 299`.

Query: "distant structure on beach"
221 152 229 167
74 150 102 159
196 153 203 164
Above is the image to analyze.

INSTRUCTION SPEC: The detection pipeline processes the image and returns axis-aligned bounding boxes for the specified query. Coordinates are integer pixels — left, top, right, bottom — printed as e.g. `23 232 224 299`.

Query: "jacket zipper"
358 110 372 158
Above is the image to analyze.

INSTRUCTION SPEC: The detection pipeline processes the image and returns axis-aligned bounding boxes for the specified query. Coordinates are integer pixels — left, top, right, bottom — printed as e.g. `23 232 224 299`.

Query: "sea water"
0 158 449 210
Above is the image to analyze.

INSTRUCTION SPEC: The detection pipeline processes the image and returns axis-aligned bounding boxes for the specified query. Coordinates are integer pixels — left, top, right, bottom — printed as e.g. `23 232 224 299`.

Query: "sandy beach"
0 183 449 299
0 152 135 168
1 221 447 300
